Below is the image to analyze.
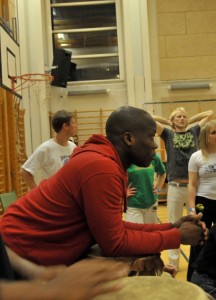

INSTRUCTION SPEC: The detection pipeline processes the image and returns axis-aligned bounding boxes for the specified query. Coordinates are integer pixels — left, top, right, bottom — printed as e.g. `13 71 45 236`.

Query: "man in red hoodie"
0 106 206 266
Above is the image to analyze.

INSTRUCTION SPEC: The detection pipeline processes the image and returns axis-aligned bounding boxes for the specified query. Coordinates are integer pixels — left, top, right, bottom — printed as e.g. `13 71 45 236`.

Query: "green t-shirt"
127 154 166 209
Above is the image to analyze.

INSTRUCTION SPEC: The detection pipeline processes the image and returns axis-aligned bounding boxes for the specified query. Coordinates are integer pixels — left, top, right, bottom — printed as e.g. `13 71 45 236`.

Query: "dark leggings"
191 270 216 299
187 196 216 282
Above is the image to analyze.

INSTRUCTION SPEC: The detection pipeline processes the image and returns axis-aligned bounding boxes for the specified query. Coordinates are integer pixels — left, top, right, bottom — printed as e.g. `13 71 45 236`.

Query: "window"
50 0 121 82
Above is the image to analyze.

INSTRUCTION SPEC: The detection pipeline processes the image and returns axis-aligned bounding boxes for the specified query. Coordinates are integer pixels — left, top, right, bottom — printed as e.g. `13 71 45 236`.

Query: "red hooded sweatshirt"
0 134 180 265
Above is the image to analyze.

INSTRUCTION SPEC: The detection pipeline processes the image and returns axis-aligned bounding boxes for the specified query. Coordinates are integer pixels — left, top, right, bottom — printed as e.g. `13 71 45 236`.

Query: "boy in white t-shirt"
20 110 77 190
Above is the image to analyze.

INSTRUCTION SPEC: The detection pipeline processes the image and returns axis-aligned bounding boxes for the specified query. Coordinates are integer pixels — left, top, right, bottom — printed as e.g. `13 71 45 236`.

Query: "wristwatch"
189 207 196 213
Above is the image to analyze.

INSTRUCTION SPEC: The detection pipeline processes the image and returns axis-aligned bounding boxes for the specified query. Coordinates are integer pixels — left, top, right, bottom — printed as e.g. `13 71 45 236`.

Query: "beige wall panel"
157 0 216 12
207 0 216 10
160 56 216 80
158 13 186 36
162 95 216 102
166 34 216 57
159 36 166 58
187 12 216 34
157 0 189 13
190 0 209 11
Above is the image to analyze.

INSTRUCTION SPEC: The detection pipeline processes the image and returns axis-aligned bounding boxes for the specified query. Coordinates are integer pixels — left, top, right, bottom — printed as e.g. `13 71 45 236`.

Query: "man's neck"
54 134 69 146
174 126 187 133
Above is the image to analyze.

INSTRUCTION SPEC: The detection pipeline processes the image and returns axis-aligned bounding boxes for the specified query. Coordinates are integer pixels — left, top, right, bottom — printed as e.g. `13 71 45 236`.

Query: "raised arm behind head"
152 108 214 136
153 107 189 134
188 109 214 128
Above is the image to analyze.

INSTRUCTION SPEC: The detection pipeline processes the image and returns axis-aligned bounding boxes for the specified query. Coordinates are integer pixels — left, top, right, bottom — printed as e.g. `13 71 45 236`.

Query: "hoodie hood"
72 134 125 173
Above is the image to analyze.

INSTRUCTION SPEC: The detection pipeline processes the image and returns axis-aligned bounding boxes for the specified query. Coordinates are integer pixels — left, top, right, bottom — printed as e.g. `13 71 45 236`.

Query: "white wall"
17 0 50 156
18 0 153 155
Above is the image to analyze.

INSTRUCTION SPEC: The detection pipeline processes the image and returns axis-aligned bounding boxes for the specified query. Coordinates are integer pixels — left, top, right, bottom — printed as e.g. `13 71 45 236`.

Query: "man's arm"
83 170 207 256
152 115 172 136
188 110 214 127
20 168 37 190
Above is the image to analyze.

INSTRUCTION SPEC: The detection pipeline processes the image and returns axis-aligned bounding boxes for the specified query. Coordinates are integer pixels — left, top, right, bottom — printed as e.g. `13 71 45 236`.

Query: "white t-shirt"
22 139 76 179
188 150 216 200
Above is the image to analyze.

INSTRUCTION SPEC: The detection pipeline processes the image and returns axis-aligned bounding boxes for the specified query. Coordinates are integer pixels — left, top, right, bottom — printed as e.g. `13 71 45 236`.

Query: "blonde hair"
199 120 216 158
169 107 187 122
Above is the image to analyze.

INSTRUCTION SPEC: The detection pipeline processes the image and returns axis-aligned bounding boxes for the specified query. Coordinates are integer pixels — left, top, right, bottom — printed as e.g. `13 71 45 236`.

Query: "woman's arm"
188 171 198 215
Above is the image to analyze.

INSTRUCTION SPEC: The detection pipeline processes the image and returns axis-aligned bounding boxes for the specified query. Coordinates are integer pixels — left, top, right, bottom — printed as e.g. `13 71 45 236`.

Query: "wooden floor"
158 203 190 281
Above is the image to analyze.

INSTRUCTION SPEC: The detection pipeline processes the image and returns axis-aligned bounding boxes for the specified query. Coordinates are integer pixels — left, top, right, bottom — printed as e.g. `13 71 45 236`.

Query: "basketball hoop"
11 73 53 106
11 73 53 93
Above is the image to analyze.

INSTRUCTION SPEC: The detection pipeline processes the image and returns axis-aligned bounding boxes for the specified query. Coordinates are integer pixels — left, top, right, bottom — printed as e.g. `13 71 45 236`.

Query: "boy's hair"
52 110 73 133
169 107 187 122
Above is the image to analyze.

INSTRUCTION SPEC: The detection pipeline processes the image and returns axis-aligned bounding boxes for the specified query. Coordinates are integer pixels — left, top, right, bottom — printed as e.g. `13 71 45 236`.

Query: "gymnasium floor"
158 203 190 281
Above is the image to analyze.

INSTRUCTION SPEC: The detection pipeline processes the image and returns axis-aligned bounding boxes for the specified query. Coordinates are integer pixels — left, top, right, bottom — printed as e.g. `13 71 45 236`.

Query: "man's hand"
172 213 208 245
172 212 203 228
179 221 204 246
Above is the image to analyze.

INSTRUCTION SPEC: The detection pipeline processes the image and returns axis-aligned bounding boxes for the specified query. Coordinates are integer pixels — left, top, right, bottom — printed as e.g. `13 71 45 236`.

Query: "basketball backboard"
0 24 21 98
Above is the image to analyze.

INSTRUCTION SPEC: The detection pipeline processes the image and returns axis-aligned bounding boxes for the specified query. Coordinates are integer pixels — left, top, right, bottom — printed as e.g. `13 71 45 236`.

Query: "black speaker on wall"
51 48 72 88
67 62 77 82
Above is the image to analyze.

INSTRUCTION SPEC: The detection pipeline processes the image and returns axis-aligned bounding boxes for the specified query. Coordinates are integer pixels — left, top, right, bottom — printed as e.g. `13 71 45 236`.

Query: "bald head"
105 106 157 169
106 106 155 143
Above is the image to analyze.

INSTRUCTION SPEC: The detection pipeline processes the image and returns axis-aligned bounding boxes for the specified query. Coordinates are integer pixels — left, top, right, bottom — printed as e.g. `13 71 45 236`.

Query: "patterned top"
161 125 200 182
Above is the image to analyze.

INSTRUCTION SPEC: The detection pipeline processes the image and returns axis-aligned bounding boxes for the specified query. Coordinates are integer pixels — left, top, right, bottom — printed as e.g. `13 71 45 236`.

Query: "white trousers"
124 202 158 224
167 184 188 268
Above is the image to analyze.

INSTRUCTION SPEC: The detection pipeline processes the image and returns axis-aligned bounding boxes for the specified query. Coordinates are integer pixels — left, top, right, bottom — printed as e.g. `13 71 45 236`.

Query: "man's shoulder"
38 139 54 148
75 150 123 175
187 124 200 133
160 127 173 140
27 139 55 157
68 140 77 150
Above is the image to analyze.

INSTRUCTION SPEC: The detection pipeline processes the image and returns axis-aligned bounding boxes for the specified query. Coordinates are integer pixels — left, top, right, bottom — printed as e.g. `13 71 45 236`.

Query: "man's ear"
62 123 68 129
124 132 134 146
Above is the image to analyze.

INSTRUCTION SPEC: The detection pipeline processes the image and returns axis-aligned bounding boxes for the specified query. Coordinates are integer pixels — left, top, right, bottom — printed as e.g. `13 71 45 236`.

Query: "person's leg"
208 199 216 227
167 185 188 268
187 245 202 282
191 270 216 299
187 197 215 281
124 207 145 224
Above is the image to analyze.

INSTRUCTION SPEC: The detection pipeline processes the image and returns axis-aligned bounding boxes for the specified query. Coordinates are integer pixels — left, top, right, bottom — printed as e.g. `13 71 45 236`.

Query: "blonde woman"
187 120 216 281
153 108 213 270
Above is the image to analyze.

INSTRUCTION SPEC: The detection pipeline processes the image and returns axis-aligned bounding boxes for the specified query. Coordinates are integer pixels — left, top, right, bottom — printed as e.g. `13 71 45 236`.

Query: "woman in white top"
187 119 216 281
